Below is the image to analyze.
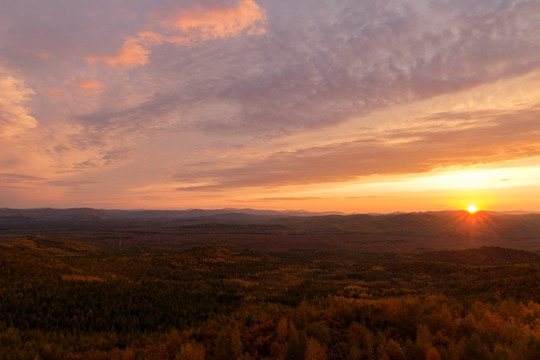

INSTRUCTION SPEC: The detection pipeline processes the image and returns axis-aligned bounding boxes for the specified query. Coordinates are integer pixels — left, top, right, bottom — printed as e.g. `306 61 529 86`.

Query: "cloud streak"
175 105 540 190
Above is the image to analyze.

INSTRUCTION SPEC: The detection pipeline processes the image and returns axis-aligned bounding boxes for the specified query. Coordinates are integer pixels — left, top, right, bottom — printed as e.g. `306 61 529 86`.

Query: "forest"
1 234 540 359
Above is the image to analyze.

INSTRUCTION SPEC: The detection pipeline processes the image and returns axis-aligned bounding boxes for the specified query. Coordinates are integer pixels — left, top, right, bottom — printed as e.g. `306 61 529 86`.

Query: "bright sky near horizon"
1 0 540 212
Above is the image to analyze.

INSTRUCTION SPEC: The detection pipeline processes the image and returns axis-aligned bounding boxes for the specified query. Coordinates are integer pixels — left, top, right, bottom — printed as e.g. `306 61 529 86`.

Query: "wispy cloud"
0 173 44 184
0 70 37 138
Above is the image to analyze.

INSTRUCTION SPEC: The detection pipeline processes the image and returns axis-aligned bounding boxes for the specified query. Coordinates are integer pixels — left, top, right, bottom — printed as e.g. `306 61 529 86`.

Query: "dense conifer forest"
1 235 539 359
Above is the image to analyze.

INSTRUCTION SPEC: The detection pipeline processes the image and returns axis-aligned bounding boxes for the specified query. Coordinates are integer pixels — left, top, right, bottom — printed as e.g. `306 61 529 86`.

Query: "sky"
1 0 540 213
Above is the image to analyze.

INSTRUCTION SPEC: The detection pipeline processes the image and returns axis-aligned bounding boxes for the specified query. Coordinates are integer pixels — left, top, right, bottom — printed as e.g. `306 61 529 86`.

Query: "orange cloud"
87 37 150 68
86 0 266 67
72 80 105 94
72 80 104 90
0 71 37 138
163 0 267 40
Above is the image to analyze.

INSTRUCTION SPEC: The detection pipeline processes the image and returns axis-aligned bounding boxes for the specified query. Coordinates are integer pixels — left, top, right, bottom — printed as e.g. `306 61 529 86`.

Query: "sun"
467 205 479 214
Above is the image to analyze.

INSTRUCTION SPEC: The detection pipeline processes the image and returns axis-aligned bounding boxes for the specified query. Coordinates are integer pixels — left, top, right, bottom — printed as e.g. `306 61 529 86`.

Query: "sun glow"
467 205 478 214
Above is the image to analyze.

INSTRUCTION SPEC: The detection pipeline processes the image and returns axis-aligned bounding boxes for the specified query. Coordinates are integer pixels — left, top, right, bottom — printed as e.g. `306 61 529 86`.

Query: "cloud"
72 80 105 94
257 196 321 201
81 0 540 137
86 0 267 67
72 80 104 90
72 160 99 169
0 173 44 184
64 146 133 171
87 37 150 68
46 180 96 191
160 0 267 38
175 105 540 190
2 0 540 210
0 71 37 138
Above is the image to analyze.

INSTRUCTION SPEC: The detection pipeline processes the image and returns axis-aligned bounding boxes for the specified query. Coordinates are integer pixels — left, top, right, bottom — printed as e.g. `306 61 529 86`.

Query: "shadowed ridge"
414 246 540 266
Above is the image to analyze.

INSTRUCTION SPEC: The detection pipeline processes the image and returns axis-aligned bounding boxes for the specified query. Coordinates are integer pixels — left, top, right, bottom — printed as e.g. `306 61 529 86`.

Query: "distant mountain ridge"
0 207 344 222
1 208 540 251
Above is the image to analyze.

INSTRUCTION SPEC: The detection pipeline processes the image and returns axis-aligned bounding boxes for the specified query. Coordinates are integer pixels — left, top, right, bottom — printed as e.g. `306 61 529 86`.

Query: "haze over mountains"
1 206 537 221
1 207 539 252
0 207 343 221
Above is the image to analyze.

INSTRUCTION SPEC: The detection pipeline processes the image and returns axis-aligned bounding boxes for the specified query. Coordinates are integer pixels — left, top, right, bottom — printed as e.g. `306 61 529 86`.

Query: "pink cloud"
87 0 267 68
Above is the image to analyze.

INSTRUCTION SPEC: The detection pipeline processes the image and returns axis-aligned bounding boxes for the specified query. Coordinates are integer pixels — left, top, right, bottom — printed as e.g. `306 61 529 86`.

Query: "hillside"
8 235 100 254
1 239 540 359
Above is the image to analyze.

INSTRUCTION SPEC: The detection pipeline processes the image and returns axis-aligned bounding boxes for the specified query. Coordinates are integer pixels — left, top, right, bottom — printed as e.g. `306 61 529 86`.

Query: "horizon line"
1 206 539 216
